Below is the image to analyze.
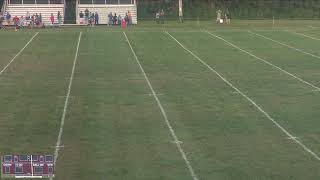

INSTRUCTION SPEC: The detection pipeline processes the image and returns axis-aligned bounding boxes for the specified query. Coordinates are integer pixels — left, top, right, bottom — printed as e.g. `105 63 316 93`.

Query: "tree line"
137 0 320 19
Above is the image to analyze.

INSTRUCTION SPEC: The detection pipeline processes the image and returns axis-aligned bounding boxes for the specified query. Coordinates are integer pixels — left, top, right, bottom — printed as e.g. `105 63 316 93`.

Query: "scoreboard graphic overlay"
1 155 55 178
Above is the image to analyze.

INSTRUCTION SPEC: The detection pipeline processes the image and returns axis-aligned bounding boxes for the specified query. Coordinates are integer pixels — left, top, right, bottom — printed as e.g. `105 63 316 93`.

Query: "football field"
1 20 320 179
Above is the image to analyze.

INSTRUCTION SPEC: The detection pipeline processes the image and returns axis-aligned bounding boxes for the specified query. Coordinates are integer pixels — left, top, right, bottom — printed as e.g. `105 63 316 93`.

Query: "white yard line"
0 32 39 76
290 31 320 41
51 32 82 179
205 31 320 91
249 31 320 60
123 32 199 180
166 31 320 161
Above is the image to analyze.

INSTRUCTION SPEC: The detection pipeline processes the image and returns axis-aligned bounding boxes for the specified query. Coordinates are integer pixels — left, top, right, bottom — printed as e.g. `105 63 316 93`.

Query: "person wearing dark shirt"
79 11 84 24
84 9 89 24
125 13 129 25
113 13 117 25
94 12 99 25
225 12 231 24
6 12 11 24
79 11 84 18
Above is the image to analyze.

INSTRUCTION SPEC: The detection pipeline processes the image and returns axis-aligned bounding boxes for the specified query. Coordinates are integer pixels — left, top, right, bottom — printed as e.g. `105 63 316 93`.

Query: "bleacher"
1 0 138 26
5 4 64 25
77 4 137 24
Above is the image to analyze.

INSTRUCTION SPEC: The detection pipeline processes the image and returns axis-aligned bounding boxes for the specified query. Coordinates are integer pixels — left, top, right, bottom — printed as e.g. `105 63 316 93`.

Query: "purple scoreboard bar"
1 155 55 178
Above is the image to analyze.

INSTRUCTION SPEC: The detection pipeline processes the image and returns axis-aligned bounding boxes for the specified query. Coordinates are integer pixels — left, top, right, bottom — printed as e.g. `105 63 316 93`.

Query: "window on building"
19 155 28 161
31 155 38 161
45 155 53 162
79 0 92 4
93 0 105 4
4 166 10 174
119 0 131 4
34 166 43 174
4 155 12 162
23 0 36 4
50 0 62 4
15 166 23 174
9 0 22 4
48 166 53 174
106 0 118 4
37 0 49 4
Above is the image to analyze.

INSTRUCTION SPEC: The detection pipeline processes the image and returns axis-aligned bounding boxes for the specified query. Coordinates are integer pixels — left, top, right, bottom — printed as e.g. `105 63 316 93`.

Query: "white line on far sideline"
0 32 39 75
166 31 320 161
123 31 199 180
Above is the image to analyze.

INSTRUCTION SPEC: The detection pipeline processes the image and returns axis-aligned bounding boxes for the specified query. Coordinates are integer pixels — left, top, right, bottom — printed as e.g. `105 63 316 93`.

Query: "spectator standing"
85 9 89 24
128 11 132 25
117 14 121 26
79 11 84 24
90 12 95 26
125 13 129 25
35 14 40 26
50 13 54 25
6 12 11 25
39 13 42 23
225 12 231 24
26 11 30 20
121 17 127 29
160 9 165 24
30 14 34 27
88 12 92 26
216 9 222 23
155 11 160 24
94 12 99 25
57 11 62 25
113 13 117 25
108 12 113 26
13 16 19 31
20 16 25 28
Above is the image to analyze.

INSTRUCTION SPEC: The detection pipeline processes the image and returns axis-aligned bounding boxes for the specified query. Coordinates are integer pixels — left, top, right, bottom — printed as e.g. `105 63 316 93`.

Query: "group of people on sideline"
78 9 133 28
0 11 63 31
216 9 231 24
155 9 165 24
79 9 99 26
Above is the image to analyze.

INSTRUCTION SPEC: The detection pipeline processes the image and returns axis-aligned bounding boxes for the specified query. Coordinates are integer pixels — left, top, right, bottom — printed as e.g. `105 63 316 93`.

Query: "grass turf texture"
0 20 320 179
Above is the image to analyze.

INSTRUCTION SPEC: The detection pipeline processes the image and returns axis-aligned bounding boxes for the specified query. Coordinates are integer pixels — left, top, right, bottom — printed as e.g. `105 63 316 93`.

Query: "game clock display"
1 155 54 178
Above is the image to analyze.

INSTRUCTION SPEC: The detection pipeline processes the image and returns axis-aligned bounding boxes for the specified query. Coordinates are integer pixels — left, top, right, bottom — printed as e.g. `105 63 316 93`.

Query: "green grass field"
1 20 320 180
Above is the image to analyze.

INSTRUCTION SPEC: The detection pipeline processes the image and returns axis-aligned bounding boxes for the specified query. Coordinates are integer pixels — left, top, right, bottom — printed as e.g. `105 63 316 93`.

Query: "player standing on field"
216 9 222 23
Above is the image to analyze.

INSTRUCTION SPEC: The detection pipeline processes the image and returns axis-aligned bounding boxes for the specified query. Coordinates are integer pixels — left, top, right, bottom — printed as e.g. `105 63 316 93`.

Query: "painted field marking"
172 140 183 144
51 32 82 180
57 95 75 98
50 145 65 149
205 31 320 91
290 31 320 41
123 32 199 180
287 137 300 140
166 31 320 161
249 31 320 61
0 32 39 76
145 93 164 96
